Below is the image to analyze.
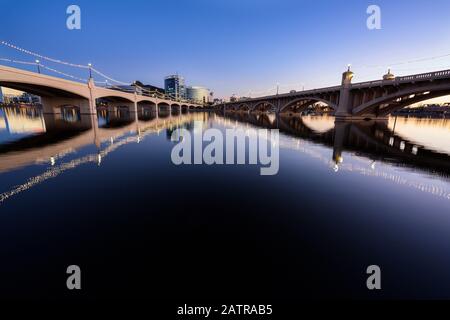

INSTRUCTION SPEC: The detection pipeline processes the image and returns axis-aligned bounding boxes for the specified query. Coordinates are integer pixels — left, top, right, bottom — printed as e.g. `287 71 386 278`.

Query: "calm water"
0 105 449 300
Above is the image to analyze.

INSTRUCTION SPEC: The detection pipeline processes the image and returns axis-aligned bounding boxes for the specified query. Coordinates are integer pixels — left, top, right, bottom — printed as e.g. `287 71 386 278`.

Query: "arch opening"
0 82 89 100
353 88 450 117
252 101 276 113
280 97 336 116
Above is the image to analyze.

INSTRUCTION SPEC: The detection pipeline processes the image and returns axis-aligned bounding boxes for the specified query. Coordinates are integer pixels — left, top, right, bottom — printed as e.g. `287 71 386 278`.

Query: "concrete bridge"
0 65 202 115
219 68 450 120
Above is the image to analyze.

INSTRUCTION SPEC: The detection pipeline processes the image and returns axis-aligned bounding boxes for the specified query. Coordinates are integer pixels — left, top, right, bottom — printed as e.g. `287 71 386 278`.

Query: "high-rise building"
164 75 186 100
186 86 210 104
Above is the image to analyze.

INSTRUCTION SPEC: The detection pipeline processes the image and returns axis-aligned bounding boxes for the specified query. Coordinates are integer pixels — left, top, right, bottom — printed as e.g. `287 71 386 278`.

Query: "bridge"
218 68 450 120
0 64 202 115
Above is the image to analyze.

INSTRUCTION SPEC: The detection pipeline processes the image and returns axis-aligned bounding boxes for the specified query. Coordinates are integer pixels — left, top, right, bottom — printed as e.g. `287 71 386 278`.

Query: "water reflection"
0 106 449 205
1 105 450 300
0 106 45 144
387 117 450 155
221 111 450 178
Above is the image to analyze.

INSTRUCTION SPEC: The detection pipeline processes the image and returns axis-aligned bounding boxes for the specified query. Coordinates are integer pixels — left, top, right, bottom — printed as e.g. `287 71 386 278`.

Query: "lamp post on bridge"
35 60 41 74
86 63 96 115
88 63 93 79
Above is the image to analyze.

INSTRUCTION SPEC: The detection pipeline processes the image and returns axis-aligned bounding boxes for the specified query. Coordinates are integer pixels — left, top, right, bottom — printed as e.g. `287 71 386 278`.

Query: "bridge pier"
43 112 96 131
138 102 157 121
335 67 355 121
41 97 94 115
107 102 138 119
334 68 391 121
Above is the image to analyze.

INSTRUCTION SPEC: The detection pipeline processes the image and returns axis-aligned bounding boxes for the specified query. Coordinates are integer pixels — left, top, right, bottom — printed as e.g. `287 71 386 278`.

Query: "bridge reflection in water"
220 110 450 178
0 105 205 174
1 99 450 302
0 105 449 204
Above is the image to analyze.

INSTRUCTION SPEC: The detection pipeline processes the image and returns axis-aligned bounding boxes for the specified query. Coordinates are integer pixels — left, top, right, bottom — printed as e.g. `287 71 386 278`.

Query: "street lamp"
35 60 41 74
88 63 92 78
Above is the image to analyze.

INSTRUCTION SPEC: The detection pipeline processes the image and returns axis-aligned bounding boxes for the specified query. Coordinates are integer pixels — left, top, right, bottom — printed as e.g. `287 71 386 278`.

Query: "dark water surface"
0 106 449 300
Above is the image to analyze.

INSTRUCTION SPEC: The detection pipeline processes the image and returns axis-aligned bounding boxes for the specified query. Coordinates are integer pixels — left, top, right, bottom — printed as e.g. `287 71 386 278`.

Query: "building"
0 87 3 103
112 85 143 95
134 81 165 96
111 81 165 97
186 86 210 104
18 92 41 104
165 75 186 100
1 92 40 104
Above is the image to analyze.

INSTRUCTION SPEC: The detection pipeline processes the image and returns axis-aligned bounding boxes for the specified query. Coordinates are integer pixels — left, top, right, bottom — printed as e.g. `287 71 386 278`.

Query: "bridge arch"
280 97 337 113
137 96 158 104
0 81 90 101
0 65 91 100
252 101 276 112
96 93 135 103
238 103 251 111
353 83 450 116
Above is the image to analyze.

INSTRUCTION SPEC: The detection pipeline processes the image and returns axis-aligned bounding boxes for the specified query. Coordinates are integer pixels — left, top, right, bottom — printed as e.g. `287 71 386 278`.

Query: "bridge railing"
219 68 450 106
352 69 450 88
221 85 342 105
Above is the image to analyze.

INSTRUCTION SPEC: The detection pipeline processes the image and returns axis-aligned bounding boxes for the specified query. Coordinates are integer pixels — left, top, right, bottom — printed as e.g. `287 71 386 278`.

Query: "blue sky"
2 0 450 99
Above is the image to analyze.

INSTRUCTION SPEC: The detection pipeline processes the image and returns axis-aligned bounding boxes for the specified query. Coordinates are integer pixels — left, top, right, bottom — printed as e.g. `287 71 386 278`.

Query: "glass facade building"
186 86 210 104
164 75 186 100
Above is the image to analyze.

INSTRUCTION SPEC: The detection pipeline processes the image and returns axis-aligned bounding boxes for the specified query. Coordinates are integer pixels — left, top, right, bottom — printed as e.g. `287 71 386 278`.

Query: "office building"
187 86 210 104
165 75 186 99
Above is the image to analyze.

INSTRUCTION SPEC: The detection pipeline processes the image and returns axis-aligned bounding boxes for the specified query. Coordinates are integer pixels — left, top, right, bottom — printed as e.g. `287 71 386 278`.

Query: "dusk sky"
2 0 450 99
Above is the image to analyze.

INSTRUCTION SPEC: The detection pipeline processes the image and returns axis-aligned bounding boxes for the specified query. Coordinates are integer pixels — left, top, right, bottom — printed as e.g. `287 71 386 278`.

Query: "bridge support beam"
41 97 93 114
335 68 354 120
335 68 389 121
43 113 95 131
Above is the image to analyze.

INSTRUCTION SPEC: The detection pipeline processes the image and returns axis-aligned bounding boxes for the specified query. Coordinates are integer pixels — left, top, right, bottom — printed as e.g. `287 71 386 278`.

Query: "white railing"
352 69 450 88
222 85 342 105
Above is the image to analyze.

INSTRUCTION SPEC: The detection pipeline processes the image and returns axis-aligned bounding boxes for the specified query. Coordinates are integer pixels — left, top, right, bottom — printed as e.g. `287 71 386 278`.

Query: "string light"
40 64 87 82
0 40 133 85
1 40 89 68
0 57 37 66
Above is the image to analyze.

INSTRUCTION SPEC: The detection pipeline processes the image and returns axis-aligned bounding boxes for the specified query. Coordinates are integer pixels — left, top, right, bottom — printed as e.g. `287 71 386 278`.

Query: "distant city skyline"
2 0 450 101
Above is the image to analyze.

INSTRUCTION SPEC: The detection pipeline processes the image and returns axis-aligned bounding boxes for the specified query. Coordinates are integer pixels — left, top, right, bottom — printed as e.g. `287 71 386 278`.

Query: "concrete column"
87 78 97 114
41 97 91 114
335 67 354 120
